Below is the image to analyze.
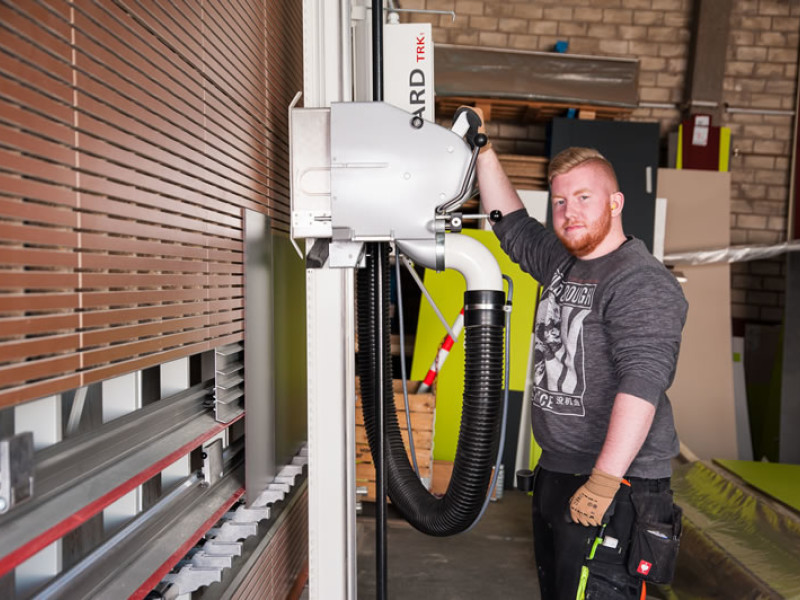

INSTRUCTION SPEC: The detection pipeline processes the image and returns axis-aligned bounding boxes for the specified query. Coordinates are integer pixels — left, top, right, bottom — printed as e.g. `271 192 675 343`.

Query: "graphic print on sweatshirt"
532 268 596 416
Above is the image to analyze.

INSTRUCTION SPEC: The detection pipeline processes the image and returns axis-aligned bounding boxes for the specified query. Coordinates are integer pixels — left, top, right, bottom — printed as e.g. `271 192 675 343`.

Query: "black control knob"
475 133 488 148
489 210 503 223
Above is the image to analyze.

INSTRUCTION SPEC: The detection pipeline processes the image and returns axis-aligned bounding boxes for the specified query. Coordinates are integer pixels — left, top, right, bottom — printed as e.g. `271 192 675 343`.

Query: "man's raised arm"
477 147 525 217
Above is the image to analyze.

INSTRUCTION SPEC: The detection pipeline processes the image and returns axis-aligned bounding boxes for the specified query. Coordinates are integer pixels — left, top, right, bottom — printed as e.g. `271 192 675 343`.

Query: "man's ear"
610 192 624 215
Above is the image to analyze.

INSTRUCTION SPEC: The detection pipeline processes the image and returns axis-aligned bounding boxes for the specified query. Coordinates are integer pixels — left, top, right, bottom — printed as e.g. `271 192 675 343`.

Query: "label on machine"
384 23 434 122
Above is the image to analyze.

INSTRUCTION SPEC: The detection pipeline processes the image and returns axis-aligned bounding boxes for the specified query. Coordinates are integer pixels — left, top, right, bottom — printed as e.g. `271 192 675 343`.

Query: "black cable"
370 1 386 595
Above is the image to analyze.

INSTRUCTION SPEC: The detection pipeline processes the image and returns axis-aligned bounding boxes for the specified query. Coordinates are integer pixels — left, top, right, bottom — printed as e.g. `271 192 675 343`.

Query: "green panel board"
714 459 800 513
409 230 540 462
274 234 308 467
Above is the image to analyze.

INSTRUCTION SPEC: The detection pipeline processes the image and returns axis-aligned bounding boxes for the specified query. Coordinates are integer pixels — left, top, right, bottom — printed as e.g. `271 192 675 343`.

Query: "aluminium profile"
35 462 245 599
215 344 245 423
0 381 240 577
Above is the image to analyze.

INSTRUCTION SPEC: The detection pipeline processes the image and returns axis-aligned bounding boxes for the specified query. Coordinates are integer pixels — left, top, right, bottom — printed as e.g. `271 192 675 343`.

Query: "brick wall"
400 0 800 323
725 1 798 321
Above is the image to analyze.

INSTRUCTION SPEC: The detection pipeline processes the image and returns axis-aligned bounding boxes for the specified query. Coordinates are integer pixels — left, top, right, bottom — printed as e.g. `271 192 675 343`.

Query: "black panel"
780 252 800 462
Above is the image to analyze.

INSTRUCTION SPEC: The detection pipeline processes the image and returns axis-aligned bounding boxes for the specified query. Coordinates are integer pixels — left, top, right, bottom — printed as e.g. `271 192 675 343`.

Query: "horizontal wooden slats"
436 95 634 124
497 154 550 191
79 233 242 262
1 313 81 336
81 300 243 328
0 272 82 291
355 381 437 502
80 288 240 309
0 293 80 313
0 334 81 363
0 0 303 407
0 374 83 412
0 354 82 388
0 222 78 247
0 247 80 269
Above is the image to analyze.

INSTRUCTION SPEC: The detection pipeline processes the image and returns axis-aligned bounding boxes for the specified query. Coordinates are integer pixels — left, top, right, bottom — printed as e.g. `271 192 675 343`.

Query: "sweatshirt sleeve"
604 266 688 406
492 208 570 283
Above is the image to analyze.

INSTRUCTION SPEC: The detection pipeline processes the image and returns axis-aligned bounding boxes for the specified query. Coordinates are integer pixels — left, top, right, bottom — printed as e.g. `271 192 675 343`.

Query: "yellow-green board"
715 459 800 513
409 229 540 462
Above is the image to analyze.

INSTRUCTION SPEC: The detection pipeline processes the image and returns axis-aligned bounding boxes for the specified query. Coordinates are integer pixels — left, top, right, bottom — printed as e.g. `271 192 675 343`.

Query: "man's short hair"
548 147 619 191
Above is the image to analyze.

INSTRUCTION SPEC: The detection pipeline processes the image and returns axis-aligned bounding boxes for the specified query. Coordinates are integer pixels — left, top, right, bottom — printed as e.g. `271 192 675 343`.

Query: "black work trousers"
531 466 671 600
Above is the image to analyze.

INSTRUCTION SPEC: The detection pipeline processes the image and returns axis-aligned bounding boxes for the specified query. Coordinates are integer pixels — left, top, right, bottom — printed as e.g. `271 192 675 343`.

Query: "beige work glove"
569 468 622 526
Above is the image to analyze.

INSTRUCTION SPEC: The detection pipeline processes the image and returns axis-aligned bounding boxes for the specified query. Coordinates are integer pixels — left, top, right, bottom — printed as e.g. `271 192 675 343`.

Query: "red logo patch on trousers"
636 560 652 576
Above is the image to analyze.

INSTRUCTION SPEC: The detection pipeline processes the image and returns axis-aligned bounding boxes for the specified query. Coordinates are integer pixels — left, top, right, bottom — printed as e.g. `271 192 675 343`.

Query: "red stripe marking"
0 413 243 577
129 486 245 600
422 308 465 387
441 336 455 352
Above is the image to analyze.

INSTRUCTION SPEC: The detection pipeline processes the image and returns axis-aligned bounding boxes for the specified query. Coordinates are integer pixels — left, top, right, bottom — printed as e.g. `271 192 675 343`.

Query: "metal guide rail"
0 381 240 582
157 450 308 600
28 442 311 599
35 451 245 600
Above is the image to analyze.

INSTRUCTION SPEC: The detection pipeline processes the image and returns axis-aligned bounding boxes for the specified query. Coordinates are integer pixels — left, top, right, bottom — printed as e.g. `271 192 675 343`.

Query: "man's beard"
556 207 612 257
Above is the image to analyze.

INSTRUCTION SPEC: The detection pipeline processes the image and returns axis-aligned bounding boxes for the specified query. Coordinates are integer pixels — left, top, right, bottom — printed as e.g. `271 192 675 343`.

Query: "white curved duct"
397 235 503 292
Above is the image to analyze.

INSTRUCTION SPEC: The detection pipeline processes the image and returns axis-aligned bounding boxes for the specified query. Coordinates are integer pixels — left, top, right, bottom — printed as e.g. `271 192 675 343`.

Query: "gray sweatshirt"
494 209 688 478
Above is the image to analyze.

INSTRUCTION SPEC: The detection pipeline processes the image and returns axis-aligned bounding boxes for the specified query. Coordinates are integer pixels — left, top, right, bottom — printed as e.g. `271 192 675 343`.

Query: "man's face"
550 162 615 258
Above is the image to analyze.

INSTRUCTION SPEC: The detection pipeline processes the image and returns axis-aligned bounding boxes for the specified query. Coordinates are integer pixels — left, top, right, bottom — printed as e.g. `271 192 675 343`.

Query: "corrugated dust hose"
357 243 505 536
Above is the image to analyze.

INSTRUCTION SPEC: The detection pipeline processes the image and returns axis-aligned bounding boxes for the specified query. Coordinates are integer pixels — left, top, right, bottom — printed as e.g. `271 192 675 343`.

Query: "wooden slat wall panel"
0 0 303 408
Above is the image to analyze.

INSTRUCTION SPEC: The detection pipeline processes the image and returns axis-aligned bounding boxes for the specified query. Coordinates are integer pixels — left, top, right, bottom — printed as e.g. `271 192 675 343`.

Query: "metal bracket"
214 343 244 423
329 240 366 268
0 431 34 514
289 99 333 247
202 439 224 486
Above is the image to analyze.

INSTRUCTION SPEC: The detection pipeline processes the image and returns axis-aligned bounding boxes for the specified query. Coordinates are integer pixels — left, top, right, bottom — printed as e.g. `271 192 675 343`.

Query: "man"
468 109 687 599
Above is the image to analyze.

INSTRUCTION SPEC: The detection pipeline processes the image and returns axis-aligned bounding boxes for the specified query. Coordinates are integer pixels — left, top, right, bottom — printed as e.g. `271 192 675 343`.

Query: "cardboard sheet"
659 169 739 460
660 169 731 251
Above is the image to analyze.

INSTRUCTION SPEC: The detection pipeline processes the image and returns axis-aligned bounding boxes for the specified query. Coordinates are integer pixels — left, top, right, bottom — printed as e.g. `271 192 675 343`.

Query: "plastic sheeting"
434 44 639 107
671 461 800 598
663 240 800 266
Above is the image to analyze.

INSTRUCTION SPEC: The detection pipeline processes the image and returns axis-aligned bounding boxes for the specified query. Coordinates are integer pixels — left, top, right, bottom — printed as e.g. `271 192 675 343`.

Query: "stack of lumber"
355 379 435 502
497 154 549 191
435 96 630 123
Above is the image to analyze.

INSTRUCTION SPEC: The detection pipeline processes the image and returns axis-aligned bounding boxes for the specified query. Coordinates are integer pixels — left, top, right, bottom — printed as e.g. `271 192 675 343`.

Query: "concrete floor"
303 465 788 599
353 490 686 600
356 490 539 599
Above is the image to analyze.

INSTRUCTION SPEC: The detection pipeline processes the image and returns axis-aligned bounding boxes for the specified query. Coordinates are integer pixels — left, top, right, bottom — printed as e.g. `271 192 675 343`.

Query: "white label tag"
384 23 434 122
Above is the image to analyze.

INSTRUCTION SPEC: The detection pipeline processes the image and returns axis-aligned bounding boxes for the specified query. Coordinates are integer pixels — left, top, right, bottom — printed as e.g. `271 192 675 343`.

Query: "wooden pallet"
497 154 549 191
355 380 436 502
436 95 632 124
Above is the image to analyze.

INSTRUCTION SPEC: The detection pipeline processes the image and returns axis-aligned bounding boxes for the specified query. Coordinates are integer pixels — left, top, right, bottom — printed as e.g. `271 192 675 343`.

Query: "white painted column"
303 1 358 598
160 358 192 489
102 372 144 532
306 266 356 600
14 395 62 596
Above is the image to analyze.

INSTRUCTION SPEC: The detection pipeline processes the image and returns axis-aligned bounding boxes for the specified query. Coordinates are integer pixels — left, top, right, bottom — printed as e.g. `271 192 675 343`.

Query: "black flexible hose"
357 244 505 536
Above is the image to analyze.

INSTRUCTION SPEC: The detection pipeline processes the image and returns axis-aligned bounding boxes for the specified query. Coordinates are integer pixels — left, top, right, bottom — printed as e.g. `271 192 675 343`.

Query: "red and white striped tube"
418 308 464 394
397 235 502 395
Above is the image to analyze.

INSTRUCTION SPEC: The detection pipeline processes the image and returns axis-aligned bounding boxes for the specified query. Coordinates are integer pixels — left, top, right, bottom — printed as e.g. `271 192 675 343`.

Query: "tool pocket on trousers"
582 487 639 599
584 561 640 600
626 492 683 584
592 491 635 566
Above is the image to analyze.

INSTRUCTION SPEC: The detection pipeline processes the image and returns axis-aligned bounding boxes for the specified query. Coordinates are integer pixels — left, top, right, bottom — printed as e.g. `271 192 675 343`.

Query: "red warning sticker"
637 560 652 576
